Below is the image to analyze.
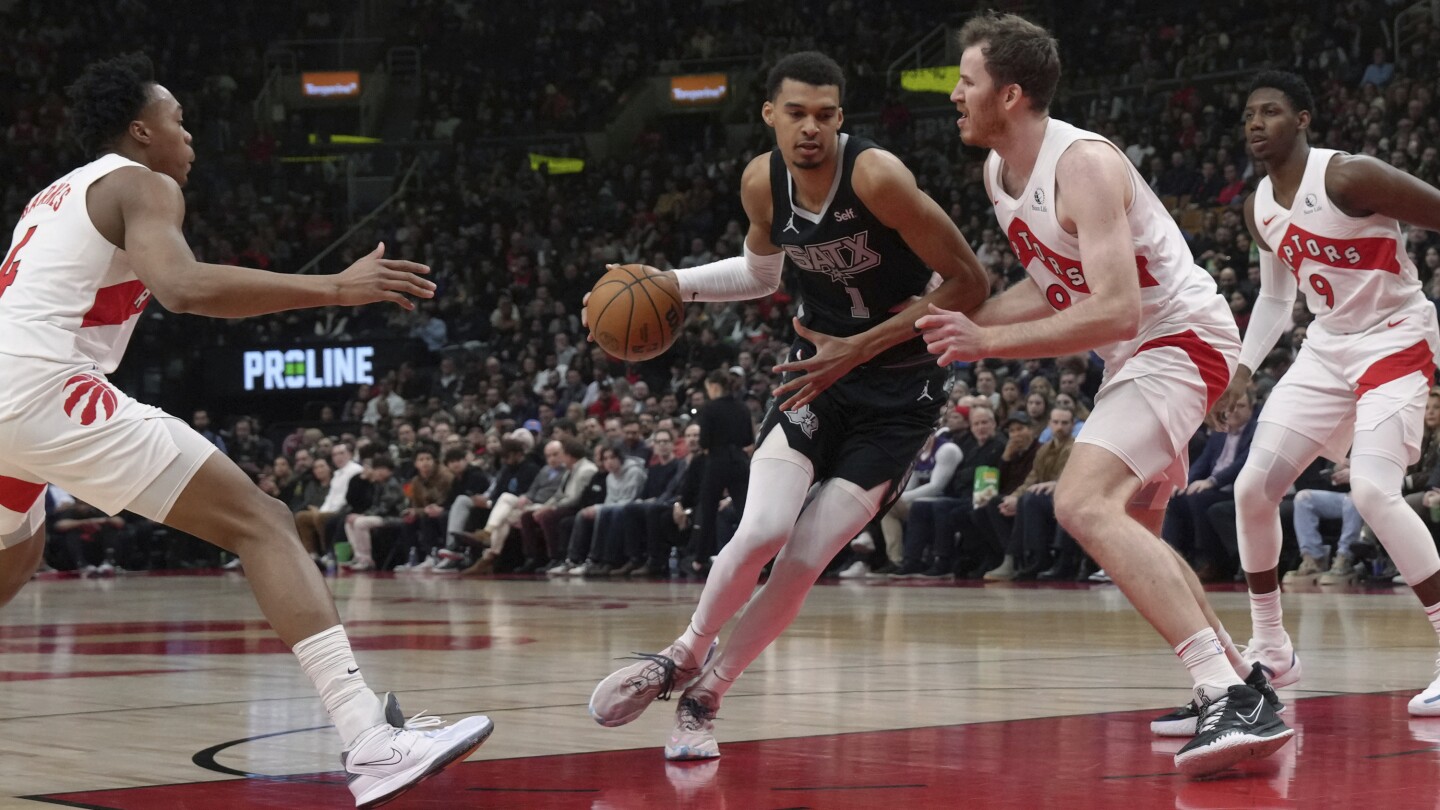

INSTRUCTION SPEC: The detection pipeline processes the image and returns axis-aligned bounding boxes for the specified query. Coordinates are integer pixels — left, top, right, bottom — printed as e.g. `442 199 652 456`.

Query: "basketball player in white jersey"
586 52 990 760
0 54 490 808
916 14 1293 776
1214 71 1440 716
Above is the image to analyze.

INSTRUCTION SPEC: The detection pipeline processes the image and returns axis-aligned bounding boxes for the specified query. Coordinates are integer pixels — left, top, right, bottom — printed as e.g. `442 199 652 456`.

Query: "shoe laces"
676 695 717 732
619 651 684 700
1194 692 1231 735
397 709 445 732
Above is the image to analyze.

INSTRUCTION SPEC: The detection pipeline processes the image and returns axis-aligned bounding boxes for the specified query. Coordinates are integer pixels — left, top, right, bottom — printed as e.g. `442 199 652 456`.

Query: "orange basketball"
588 264 685 362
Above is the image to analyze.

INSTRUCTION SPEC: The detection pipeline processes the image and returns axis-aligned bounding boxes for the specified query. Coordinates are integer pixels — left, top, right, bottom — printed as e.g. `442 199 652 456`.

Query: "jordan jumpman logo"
917 380 934 402
783 212 799 234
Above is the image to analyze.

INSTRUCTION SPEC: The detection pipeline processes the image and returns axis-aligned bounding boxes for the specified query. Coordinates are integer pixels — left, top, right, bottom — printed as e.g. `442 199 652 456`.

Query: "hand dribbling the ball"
582 264 683 360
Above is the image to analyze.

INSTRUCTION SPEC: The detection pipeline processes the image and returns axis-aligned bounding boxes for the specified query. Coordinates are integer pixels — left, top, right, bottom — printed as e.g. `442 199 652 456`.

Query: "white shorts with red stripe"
1259 297 1440 466
1077 307 1240 509
0 354 217 547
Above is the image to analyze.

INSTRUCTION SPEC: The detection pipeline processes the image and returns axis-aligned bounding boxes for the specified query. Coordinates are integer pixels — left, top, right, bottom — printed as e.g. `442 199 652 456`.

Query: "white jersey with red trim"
1253 148 1423 335
0 154 152 374
984 119 1231 375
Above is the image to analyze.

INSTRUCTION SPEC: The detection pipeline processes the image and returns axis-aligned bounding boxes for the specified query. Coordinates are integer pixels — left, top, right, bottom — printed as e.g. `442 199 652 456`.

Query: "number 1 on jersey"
844 285 870 318
0 225 37 300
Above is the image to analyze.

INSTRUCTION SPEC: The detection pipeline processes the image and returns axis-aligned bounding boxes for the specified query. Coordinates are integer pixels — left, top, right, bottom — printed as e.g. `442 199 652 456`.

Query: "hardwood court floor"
3 571 1440 808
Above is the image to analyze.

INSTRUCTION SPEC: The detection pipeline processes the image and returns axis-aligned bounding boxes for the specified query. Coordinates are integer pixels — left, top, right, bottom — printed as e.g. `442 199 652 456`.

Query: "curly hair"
1248 70 1315 116
765 51 845 102
66 52 155 157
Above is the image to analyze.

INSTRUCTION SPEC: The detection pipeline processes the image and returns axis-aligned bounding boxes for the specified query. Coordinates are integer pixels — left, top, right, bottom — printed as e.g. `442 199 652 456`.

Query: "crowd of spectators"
11 0 1440 585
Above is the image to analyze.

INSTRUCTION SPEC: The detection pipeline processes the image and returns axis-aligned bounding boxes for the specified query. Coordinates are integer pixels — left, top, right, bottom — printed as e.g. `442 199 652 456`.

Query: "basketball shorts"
0 354 218 547
759 357 947 503
1258 298 1439 467
1078 316 1240 510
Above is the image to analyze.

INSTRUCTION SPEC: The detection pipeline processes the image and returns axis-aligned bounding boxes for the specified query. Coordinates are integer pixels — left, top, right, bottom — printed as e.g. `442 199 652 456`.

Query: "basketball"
588 263 685 362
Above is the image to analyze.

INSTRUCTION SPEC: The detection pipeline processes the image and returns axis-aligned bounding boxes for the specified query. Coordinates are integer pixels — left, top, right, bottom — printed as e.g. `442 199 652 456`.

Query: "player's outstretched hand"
771 318 865 411
916 304 987 365
334 242 435 310
1207 366 1252 433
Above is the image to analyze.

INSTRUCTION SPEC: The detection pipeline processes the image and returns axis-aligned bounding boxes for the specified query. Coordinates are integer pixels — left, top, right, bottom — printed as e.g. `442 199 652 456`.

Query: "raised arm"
114 168 433 318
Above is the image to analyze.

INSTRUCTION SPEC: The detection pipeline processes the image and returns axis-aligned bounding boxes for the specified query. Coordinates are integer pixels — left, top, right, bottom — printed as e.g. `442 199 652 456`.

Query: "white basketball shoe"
343 693 493 808
1409 655 1440 716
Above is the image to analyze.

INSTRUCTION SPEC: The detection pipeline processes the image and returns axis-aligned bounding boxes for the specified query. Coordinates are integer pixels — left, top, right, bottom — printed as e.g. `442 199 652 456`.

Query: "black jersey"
769 133 937 367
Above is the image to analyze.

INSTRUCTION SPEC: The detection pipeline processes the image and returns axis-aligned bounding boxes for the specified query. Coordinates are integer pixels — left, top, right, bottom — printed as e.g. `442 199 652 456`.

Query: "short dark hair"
67 52 156 158
1248 70 1314 116
498 438 526 456
559 435 587 461
442 447 467 464
766 51 845 102
371 454 395 471
957 12 1061 112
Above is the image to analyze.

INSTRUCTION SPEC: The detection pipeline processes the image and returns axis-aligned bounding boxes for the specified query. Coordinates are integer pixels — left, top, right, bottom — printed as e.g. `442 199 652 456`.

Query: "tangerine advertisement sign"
301 71 361 98
670 73 729 105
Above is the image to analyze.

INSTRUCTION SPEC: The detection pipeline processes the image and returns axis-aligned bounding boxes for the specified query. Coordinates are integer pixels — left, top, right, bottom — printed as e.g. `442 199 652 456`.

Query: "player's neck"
993 115 1050 189
1265 142 1310 197
100 144 150 170
789 156 840 214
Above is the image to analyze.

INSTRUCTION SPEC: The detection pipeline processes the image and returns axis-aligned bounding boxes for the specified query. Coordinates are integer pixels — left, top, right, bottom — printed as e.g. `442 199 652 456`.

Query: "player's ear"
836 106 844 128
128 118 151 146
1004 84 1021 111
761 100 775 128
1296 109 1311 133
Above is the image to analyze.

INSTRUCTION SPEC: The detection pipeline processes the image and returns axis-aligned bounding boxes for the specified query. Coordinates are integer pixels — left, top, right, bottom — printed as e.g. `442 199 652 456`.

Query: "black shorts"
759 359 948 498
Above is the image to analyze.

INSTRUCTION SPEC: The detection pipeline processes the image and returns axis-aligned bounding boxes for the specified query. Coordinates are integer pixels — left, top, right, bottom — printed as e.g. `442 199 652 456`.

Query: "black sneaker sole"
359 722 495 809
1174 727 1294 778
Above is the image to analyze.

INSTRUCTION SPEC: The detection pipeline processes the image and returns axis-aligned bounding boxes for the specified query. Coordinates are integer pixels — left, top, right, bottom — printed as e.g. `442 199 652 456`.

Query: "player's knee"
728 522 789 562
1053 486 1111 538
232 495 302 551
1347 474 1394 519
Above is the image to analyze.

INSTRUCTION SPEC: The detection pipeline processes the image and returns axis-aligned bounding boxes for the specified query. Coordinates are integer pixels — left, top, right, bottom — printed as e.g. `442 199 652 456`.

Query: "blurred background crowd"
6 0 1440 586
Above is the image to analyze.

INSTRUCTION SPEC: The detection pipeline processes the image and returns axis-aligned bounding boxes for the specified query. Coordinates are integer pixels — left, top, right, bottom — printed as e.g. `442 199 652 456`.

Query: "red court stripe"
1356 340 1436 398
1136 329 1231 409
0 475 44 513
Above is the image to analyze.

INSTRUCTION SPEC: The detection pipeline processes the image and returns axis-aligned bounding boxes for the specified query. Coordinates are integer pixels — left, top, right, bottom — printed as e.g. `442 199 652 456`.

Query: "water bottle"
668 548 679 578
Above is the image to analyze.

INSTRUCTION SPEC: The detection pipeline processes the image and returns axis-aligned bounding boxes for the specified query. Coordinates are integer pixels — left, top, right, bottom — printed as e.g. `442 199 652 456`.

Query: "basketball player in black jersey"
586 51 989 760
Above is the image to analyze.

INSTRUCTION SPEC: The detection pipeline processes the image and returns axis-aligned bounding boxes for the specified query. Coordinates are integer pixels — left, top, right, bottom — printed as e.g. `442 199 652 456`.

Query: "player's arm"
844 149 990 349
665 154 784 303
116 169 434 318
919 141 1141 363
770 150 991 409
1327 153 1440 231
1216 194 1297 416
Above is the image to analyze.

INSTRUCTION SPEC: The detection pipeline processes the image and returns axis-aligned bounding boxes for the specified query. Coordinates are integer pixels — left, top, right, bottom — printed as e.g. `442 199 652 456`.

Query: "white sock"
294 626 386 749
1176 627 1244 700
1425 602 1440 645
1249 589 1286 648
693 668 737 702
1213 624 1250 679
674 623 711 669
